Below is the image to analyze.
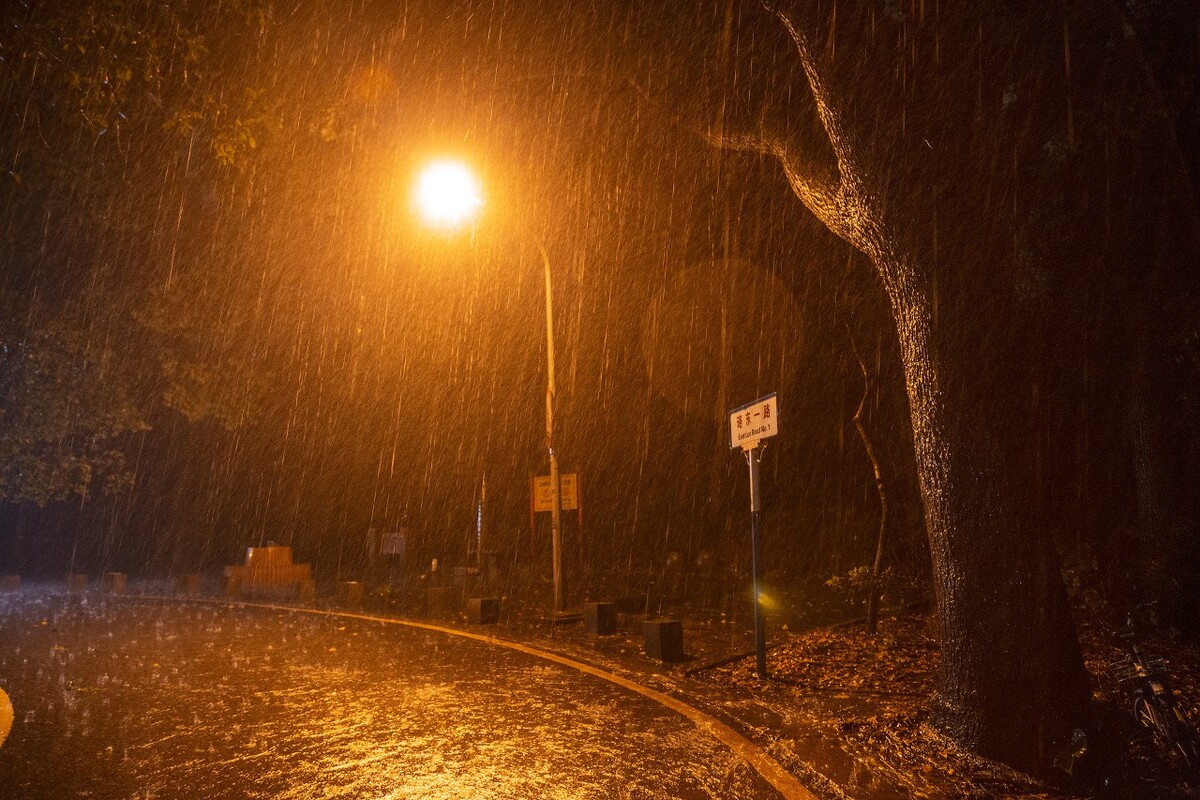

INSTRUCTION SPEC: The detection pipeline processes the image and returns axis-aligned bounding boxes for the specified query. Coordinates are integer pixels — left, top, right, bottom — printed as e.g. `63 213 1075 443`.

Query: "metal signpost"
729 392 778 677
530 472 584 610
476 478 486 572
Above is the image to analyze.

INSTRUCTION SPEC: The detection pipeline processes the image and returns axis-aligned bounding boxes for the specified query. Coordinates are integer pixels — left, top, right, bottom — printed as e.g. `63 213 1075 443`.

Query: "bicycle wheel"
1140 696 1200 786
1167 709 1200 775
1135 696 1164 737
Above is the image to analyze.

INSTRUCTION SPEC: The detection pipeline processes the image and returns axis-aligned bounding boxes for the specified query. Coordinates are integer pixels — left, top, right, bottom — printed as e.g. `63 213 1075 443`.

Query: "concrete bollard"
103 572 127 595
0 575 20 592
175 574 201 595
336 581 363 609
66 574 89 593
584 602 618 635
643 619 685 663
466 597 500 624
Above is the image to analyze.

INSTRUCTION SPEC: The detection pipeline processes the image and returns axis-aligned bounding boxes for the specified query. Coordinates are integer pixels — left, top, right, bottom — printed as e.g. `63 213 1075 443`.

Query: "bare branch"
761 3 880 250
628 9 877 250
846 326 890 635
767 4 856 182
696 125 844 226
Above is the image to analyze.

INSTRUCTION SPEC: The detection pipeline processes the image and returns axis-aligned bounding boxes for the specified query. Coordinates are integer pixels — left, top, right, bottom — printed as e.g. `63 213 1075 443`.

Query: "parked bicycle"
1109 604 1200 784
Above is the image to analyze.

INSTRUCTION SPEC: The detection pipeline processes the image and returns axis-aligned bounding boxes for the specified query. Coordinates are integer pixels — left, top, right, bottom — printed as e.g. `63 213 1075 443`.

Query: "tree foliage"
0 0 274 174
0 314 148 505
0 0 279 504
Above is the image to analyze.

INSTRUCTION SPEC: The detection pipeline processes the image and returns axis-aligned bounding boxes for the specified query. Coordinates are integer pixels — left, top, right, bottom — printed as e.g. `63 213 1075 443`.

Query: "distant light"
414 160 483 227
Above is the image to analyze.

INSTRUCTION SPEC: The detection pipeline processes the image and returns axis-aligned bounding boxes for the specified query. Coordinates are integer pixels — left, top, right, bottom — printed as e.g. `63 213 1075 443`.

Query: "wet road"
0 591 787 799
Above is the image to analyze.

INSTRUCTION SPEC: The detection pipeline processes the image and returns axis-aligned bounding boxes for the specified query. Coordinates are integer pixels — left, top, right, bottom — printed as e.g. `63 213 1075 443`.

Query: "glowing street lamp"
414 160 483 227
413 160 565 613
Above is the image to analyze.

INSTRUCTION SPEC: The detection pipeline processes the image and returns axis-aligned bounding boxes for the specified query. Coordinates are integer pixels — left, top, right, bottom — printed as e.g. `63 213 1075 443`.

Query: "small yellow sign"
532 473 579 512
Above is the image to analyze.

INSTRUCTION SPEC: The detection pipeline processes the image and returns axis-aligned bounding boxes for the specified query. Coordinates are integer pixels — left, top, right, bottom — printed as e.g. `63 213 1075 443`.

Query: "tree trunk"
1126 306 1183 613
875 245 1090 770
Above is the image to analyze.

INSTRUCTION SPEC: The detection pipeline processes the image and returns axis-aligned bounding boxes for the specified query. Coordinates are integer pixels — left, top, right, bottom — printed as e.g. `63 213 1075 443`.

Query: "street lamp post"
534 238 564 613
414 160 564 613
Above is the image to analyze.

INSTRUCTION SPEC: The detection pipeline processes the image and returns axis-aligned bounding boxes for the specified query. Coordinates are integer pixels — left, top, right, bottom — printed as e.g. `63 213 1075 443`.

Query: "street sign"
729 392 778 678
729 393 778 450
531 473 579 512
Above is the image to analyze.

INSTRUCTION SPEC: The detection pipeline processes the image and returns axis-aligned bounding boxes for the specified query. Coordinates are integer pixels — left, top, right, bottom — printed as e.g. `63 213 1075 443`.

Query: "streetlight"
414 160 483 227
413 160 566 613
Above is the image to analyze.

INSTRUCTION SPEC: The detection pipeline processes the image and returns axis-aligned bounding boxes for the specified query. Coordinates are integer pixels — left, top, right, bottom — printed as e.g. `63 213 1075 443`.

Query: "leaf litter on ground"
698 613 1200 799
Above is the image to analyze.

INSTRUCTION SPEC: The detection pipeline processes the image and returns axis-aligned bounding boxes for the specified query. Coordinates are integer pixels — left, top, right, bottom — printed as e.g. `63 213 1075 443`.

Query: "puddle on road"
0 594 784 800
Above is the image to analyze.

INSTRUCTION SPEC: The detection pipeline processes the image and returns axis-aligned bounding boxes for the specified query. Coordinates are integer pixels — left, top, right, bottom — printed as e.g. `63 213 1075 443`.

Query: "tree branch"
761 3 882 251
695 124 845 230
847 326 890 635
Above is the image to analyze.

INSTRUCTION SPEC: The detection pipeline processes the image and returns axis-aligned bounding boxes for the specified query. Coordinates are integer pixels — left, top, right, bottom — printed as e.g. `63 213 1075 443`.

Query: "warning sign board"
531 473 580 512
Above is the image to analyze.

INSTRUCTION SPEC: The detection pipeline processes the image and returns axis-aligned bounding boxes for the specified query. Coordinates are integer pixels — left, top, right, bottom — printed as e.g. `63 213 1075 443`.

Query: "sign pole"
729 392 777 680
747 444 767 677
477 476 486 572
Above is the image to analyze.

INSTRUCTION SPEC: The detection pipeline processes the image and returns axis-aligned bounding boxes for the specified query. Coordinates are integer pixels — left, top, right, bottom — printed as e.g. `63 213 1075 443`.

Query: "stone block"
643 618 684 662
467 597 500 624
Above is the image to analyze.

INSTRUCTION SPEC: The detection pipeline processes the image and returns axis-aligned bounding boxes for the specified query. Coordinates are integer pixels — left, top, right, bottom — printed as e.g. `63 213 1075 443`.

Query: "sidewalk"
444 594 1198 800
476 604 1020 800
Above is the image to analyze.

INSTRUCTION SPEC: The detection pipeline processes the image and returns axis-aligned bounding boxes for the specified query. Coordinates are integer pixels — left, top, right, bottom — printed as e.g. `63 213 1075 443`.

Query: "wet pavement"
0 588 791 799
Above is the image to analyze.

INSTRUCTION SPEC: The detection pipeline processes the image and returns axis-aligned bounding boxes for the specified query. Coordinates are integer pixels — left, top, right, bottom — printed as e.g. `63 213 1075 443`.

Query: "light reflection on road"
0 593 782 799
